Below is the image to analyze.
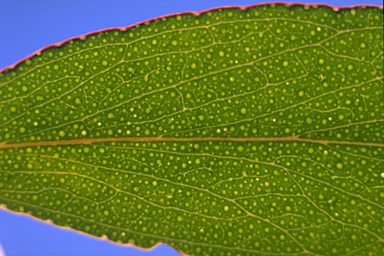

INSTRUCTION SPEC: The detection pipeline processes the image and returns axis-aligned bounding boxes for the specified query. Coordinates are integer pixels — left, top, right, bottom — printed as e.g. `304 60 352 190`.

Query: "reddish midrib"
0 136 383 149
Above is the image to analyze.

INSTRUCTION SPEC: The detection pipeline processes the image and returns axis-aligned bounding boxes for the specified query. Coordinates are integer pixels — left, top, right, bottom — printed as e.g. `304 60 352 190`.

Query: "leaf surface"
0 4 383 256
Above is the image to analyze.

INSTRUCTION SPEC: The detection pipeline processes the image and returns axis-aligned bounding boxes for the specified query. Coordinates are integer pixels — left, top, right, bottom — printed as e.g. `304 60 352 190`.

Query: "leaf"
0 4 383 255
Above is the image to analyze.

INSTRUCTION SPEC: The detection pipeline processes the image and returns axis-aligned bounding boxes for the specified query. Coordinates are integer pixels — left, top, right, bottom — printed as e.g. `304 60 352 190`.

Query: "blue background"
0 0 381 255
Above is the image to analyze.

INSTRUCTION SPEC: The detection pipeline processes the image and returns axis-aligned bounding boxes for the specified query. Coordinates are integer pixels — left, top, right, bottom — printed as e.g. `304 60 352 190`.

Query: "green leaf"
0 4 383 255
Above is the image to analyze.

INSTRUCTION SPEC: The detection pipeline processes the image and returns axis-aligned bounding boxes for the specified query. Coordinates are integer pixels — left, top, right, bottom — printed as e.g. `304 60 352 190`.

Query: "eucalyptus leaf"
0 4 383 256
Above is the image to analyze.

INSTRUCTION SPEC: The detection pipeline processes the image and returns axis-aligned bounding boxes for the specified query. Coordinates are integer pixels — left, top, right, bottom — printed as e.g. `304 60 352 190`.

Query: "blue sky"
0 0 382 255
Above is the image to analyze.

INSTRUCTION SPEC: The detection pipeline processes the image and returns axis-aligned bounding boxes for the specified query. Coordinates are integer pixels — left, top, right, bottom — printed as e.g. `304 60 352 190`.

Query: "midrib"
0 136 383 149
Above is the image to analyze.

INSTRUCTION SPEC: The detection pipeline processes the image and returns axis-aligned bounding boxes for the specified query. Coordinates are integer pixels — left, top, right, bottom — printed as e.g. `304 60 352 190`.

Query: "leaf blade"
0 4 383 256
